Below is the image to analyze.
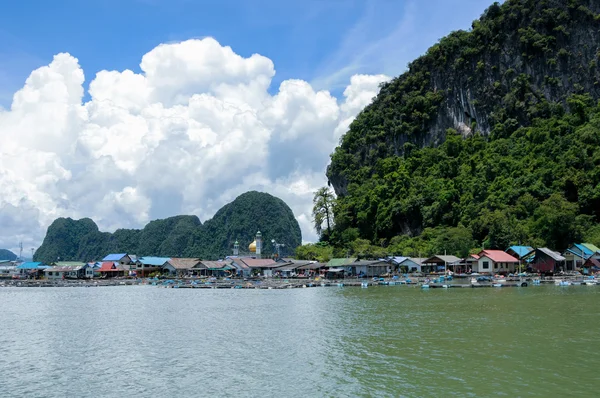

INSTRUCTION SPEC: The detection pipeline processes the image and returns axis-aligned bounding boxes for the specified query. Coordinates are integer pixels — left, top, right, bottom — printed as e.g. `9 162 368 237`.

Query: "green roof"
326 258 357 268
582 243 600 253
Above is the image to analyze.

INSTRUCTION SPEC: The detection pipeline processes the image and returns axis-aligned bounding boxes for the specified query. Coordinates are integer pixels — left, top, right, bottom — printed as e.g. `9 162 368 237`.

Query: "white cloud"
0 37 389 254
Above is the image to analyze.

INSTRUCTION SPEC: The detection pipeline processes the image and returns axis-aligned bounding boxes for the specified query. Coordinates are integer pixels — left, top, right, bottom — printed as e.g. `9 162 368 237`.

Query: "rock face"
327 0 600 196
34 191 302 262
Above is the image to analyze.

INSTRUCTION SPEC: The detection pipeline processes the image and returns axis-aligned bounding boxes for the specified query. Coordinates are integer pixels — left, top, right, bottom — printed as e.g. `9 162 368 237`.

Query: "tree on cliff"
312 187 335 240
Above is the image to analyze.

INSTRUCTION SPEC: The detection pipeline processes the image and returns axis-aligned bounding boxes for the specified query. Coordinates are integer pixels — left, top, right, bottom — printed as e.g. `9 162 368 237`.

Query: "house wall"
371 265 388 276
45 271 64 279
163 264 177 275
406 261 422 273
476 257 492 273
531 252 558 272
119 256 132 266
399 260 421 273
355 265 367 275
475 256 518 273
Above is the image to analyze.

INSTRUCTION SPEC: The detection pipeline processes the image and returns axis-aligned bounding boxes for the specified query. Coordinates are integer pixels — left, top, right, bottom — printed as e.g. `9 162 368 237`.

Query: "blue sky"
1 0 497 105
0 0 502 253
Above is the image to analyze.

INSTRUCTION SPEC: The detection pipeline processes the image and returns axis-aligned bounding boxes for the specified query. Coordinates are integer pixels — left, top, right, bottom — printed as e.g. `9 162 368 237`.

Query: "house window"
494 263 498 269
482 261 489 270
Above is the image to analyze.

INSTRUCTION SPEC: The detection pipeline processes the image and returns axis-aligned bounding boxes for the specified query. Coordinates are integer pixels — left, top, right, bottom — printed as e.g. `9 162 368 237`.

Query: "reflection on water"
0 285 598 397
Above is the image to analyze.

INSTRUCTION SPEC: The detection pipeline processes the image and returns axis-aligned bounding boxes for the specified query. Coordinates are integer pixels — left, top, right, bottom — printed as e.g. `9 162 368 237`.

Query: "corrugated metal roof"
200 260 232 269
45 266 80 272
102 254 128 261
565 244 594 259
99 262 118 271
582 243 600 254
352 260 388 266
478 250 519 263
55 261 86 267
586 258 600 268
297 262 325 270
168 258 202 270
240 258 279 268
423 255 461 264
537 248 566 262
275 263 302 271
506 246 534 258
137 257 171 266
326 258 357 268
17 262 43 269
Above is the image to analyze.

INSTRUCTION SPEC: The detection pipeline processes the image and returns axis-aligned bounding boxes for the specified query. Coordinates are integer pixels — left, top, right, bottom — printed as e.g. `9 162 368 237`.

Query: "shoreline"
0 275 596 289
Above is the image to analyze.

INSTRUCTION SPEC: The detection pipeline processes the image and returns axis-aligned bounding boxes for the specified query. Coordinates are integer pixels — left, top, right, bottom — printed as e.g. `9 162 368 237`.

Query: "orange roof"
99 262 117 271
478 250 519 263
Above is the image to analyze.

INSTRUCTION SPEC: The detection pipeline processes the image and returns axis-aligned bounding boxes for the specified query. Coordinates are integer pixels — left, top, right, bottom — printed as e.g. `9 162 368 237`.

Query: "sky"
0 0 496 255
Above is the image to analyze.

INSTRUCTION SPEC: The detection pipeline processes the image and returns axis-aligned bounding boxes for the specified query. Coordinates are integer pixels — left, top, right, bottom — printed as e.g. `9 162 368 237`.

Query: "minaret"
233 240 239 256
255 231 262 259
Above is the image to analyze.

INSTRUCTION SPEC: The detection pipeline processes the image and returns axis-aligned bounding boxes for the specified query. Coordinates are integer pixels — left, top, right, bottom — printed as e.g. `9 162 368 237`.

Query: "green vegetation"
0 249 17 261
318 0 600 258
34 191 301 263
312 187 335 239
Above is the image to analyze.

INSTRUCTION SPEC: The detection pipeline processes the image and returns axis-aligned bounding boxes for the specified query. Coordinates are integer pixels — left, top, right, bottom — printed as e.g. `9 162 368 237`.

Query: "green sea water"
0 285 597 397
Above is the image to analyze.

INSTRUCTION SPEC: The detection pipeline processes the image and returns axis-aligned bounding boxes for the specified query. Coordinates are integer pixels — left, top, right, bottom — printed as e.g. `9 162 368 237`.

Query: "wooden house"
422 255 462 273
523 248 565 274
474 250 520 274
163 258 202 277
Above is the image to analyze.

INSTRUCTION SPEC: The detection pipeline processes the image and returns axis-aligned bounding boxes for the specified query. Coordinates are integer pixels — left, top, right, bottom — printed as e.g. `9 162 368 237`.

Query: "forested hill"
326 0 600 254
0 249 17 261
34 191 301 263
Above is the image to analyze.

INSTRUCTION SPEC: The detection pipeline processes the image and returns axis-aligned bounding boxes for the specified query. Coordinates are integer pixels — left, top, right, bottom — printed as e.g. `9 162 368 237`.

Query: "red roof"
478 250 519 263
99 262 117 271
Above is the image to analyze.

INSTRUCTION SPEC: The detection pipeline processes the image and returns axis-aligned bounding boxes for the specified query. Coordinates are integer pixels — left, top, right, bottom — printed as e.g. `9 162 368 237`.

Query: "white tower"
233 240 239 256
255 231 262 259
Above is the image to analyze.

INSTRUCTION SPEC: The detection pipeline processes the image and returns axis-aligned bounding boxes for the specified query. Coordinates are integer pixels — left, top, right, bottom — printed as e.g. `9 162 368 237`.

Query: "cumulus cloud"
0 37 389 253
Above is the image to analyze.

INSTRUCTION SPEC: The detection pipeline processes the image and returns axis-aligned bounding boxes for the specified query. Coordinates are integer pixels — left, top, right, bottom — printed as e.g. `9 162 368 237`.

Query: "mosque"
232 231 263 258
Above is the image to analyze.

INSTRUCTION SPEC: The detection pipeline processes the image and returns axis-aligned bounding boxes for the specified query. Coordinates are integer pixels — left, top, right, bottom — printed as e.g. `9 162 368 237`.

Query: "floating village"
1 232 600 289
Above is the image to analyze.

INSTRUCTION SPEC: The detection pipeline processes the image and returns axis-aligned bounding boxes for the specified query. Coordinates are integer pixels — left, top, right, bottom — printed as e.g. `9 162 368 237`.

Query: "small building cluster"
2 239 599 281
321 243 600 277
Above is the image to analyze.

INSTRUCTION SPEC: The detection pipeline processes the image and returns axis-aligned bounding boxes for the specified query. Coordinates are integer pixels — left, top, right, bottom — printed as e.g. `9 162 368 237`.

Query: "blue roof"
507 246 534 258
102 253 128 261
17 262 43 269
565 243 594 259
390 256 408 264
137 257 171 266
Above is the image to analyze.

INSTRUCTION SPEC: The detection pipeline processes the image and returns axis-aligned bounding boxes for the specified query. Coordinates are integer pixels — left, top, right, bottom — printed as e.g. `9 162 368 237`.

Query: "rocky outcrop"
34 191 301 262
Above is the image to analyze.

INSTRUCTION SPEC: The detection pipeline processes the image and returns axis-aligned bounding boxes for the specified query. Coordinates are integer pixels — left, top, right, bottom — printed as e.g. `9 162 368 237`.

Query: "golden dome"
249 240 257 253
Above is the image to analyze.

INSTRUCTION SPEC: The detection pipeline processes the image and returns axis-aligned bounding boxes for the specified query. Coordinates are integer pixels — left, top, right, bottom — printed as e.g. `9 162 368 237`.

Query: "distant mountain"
0 249 17 261
34 191 302 262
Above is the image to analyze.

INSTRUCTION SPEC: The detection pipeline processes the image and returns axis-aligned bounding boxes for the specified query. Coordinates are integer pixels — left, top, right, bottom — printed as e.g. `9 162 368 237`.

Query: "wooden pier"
0 276 597 289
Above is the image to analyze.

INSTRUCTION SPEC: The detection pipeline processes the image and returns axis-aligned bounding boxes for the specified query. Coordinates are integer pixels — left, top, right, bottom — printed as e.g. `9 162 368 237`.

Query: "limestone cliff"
328 0 600 196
